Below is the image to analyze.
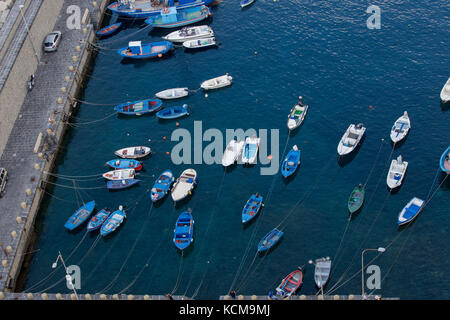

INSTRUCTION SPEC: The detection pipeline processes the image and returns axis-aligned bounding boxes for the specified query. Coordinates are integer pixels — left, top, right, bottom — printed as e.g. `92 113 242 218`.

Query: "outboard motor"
27 74 35 91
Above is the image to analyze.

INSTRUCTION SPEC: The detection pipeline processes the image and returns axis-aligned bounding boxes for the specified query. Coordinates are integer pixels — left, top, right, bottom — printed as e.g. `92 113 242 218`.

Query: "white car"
43 31 62 52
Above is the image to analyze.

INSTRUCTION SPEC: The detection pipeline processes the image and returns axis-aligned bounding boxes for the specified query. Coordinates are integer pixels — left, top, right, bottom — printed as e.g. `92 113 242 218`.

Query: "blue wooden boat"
281 145 301 178
114 98 162 115
106 159 143 171
173 210 194 250
117 40 174 59
107 179 140 190
64 200 95 230
440 146 450 174
397 197 425 226
87 208 112 232
151 170 175 202
242 193 263 224
108 0 214 18
144 5 211 28
100 206 126 236
156 104 189 119
97 22 122 37
240 0 255 8
257 228 283 253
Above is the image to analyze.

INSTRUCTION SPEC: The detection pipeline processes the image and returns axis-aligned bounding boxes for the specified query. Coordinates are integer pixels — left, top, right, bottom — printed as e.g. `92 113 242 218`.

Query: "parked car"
0 168 8 197
43 31 62 52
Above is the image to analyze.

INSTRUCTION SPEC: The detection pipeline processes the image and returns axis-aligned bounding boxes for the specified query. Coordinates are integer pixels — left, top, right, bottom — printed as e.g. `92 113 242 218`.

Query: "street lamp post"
361 247 385 299
18 4 40 65
52 251 78 300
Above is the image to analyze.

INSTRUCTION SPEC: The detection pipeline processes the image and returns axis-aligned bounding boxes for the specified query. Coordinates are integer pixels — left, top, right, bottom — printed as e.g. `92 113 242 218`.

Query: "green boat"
348 184 365 215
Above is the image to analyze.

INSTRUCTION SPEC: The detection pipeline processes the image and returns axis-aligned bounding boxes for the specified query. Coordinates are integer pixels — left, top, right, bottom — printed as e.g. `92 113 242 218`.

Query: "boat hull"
281 146 301 178
97 23 122 37
397 197 424 226
348 185 365 214
156 104 189 119
151 170 175 202
118 41 173 59
145 6 211 28
440 146 450 174
257 228 283 252
87 208 111 231
242 193 263 224
171 169 198 202
115 146 151 159
101 209 126 236
107 179 140 190
173 211 194 250
64 201 96 230
114 98 162 115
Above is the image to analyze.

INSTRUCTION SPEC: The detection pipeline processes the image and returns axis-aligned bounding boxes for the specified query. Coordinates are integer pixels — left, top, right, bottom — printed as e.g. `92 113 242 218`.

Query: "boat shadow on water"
183 44 219 54
440 101 450 112
391 134 409 150
282 167 300 185
349 204 364 221
224 163 238 174
337 136 365 168
257 236 283 257
176 241 195 257
439 173 450 189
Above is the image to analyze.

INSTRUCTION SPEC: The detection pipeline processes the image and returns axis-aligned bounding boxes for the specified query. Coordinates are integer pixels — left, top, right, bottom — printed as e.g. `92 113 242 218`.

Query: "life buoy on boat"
249 211 256 216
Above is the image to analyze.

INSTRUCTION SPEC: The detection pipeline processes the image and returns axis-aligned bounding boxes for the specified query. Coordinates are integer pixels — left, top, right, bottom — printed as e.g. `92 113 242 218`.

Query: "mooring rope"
170 250 185 295
66 111 117 127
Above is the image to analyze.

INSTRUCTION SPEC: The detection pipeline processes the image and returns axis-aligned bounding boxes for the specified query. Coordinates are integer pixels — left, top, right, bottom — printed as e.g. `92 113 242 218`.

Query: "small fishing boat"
106 159 143 171
398 197 425 226
387 155 408 190
200 74 233 90
257 228 283 253
171 168 198 202
64 200 95 230
348 184 365 215
87 208 112 232
145 5 211 28
240 0 255 8
117 40 173 59
313 257 332 289
163 25 214 43
97 22 122 37
274 269 303 299
440 146 450 174
114 98 162 115
100 206 126 236
151 170 175 202
281 145 301 178
390 111 410 144
222 139 245 167
156 104 189 120
287 102 308 131
173 210 194 250
102 169 135 181
242 193 263 224
183 37 216 49
115 146 151 159
155 87 189 100
242 136 260 165
107 179 140 190
337 123 366 156
440 77 450 102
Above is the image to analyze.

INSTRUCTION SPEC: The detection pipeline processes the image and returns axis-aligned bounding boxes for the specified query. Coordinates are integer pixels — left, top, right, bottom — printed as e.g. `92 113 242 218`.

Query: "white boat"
337 123 366 156
440 77 450 102
398 197 424 226
390 111 410 144
240 0 255 8
162 25 214 43
155 88 189 100
387 155 408 190
171 169 198 202
313 257 332 289
287 103 308 130
114 146 151 159
201 74 232 90
102 169 135 181
183 37 216 49
222 139 245 167
241 136 260 164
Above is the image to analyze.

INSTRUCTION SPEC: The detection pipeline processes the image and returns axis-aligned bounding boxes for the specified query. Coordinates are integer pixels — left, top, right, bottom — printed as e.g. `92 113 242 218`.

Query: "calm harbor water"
22 1 449 299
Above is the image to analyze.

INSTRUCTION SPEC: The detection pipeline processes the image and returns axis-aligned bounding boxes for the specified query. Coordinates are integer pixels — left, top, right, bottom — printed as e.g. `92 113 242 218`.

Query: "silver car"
43 31 62 52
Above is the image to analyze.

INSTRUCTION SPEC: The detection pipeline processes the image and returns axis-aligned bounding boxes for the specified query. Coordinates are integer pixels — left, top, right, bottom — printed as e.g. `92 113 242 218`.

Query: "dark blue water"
23 1 450 299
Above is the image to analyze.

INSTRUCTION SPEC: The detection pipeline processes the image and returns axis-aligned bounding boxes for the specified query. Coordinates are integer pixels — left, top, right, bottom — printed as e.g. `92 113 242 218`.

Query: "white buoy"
6 246 12 253
11 231 18 239
41 293 48 300
205 93 208 98
16 216 23 224
85 294 92 300
2 260 8 267
100 294 107 300
144 295 151 300
56 293 63 300
334 295 340 300
27 293 34 300
0 292 4 299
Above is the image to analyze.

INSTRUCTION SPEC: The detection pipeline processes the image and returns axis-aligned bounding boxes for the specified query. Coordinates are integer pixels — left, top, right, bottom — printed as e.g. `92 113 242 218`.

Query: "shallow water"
22 1 450 299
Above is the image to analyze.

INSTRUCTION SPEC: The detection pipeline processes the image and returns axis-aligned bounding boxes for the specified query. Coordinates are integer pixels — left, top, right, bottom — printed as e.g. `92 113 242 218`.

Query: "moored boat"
114 98 162 115
337 123 366 156
348 184 365 215
440 77 450 102
313 257 332 289
64 200 95 230
163 25 214 43
398 197 425 226
87 208 112 231
144 5 211 28
273 269 303 299
107 179 140 190
240 0 255 8
281 145 301 178
241 193 263 224
171 168 198 202
115 146 151 159
173 210 194 250
102 169 135 181
155 87 189 99
390 111 410 144
183 37 216 49
200 74 232 90
106 159 143 171
440 146 450 174
97 22 122 37
241 136 260 165
151 170 175 202
387 155 408 190
287 101 308 131
156 104 189 119
117 40 173 59
257 228 283 253
222 139 245 167
100 206 126 236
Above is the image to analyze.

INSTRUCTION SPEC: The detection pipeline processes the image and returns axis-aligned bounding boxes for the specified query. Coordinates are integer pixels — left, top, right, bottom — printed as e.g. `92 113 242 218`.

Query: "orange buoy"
166 151 170 155
163 136 166 140
158 53 162 58
268 155 273 160
176 122 179 127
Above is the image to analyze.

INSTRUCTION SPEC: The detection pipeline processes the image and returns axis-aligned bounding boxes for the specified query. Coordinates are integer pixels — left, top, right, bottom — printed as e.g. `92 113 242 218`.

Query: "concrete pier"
219 294 399 300
0 292 190 300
